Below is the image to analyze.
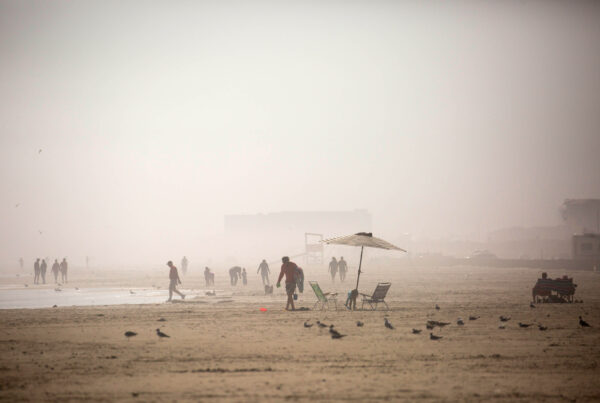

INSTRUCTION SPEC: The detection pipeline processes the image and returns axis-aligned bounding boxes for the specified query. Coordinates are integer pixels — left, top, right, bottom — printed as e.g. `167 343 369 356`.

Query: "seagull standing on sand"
435 304 440 310
499 316 511 322
156 328 170 338
356 321 364 327
530 302 535 308
430 333 442 340
304 321 313 328
468 316 479 321
384 318 394 330
329 325 344 338
316 320 328 328
538 325 548 331
124 331 137 339
457 318 464 326
518 322 532 328
579 316 591 327
412 329 422 334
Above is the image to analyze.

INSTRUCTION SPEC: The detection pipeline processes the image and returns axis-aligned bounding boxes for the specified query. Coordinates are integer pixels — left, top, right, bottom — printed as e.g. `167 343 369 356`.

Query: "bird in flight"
38 149 42 154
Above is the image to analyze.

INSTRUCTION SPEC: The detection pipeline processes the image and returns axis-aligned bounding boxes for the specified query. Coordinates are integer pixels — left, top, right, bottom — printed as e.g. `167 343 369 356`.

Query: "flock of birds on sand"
122 307 593 341
299 304 593 341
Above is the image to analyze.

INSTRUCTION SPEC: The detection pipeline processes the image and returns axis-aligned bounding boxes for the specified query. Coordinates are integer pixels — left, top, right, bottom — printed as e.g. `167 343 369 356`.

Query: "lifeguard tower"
305 233 324 264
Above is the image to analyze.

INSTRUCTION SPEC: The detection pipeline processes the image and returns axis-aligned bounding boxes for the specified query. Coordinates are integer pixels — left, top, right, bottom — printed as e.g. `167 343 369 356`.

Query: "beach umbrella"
322 232 406 290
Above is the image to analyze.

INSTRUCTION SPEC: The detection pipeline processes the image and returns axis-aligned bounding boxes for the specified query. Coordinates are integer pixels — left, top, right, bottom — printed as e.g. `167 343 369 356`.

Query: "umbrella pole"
355 246 364 290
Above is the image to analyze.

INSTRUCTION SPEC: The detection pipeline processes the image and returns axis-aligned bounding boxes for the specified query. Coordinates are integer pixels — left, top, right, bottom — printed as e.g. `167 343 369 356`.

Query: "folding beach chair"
360 282 391 310
309 281 338 310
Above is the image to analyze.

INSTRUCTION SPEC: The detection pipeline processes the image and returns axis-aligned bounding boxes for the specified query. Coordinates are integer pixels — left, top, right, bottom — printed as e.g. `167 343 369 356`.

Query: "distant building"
224 210 372 261
561 199 600 234
572 233 600 261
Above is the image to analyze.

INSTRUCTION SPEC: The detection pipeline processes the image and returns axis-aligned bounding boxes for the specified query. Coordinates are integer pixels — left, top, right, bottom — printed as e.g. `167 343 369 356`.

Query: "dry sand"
1 264 599 402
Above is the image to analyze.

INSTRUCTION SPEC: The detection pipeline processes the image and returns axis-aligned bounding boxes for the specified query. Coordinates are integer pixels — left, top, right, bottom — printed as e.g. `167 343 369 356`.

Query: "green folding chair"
309 281 338 310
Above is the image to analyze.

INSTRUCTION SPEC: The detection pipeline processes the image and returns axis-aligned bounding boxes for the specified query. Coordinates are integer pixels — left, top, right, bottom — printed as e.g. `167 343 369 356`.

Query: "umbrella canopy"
322 232 406 307
322 232 406 252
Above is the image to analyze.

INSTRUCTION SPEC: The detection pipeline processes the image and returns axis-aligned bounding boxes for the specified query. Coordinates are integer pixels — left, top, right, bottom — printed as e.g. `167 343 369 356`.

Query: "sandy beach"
1 264 599 402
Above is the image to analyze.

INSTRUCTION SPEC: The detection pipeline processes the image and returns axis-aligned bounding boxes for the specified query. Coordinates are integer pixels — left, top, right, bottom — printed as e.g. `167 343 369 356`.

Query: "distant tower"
305 233 324 264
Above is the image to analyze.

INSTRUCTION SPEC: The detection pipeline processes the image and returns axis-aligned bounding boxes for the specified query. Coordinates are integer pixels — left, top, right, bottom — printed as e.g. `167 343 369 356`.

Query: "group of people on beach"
328 256 347 282
32 257 68 284
166 256 304 309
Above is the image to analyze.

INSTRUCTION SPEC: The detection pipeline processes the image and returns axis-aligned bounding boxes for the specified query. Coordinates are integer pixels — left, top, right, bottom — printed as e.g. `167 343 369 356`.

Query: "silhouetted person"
338 257 347 282
181 256 188 275
276 256 298 311
166 261 185 302
60 258 68 283
328 257 338 283
19 257 23 270
257 259 270 285
34 258 40 284
40 259 47 284
242 268 247 285
51 259 60 283
204 266 214 287
229 266 242 286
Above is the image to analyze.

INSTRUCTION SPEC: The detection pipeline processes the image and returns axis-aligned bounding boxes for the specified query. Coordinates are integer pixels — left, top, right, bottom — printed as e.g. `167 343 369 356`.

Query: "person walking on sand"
257 259 270 285
242 268 247 286
181 256 188 275
338 256 347 282
60 258 68 283
19 257 24 271
328 257 338 283
166 261 185 302
40 259 47 284
34 258 40 284
51 259 60 283
276 256 299 311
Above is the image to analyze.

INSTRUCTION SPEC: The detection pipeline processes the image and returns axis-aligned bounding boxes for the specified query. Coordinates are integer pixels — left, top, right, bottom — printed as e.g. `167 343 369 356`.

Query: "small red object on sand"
260 307 267 312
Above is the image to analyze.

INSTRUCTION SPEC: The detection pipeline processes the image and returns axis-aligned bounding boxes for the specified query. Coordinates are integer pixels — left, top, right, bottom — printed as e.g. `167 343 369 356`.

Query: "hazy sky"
1 0 599 264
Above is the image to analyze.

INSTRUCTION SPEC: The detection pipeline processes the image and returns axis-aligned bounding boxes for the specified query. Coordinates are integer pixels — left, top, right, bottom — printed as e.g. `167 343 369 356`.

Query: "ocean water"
0 286 169 309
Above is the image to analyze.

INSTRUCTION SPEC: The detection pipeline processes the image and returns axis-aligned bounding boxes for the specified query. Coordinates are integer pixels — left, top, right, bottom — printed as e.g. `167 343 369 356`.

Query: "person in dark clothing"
60 258 68 283
51 259 60 283
40 259 47 284
328 257 338 283
229 266 242 286
276 256 298 311
34 259 40 284
338 257 347 282
204 266 214 287
257 259 270 285
166 261 185 302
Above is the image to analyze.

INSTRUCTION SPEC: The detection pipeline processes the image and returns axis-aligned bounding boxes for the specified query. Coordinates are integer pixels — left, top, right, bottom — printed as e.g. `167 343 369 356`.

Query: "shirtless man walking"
276 256 299 311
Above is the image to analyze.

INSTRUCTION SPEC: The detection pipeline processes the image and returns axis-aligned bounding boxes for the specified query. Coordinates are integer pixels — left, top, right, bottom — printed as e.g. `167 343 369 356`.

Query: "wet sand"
1 265 599 402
